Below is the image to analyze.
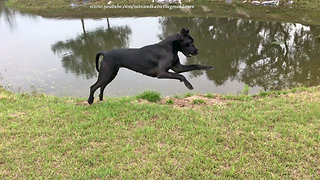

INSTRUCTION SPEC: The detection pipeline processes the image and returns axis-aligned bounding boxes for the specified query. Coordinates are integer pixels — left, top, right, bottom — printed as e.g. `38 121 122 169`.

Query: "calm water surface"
1 2 320 97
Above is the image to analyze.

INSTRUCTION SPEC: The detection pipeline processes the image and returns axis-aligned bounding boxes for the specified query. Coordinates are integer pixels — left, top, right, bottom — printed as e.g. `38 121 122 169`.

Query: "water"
1 3 320 97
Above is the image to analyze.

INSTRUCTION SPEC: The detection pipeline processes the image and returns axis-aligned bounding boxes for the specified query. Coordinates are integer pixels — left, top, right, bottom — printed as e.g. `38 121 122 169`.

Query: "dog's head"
177 28 199 57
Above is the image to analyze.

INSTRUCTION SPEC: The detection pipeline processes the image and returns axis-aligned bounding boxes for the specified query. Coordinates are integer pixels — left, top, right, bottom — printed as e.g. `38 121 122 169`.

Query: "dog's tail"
95 52 104 72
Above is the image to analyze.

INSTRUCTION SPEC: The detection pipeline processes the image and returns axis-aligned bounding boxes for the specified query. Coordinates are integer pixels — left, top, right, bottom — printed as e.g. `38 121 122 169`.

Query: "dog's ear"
180 28 189 37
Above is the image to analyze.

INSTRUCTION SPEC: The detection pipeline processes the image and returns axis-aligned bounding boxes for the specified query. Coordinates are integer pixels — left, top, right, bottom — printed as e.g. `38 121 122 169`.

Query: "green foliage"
184 93 193 98
206 93 214 98
242 84 250 95
258 90 289 97
173 94 182 99
136 90 161 102
270 41 285 45
165 99 174 104
192 99 206 104
258 91 270 97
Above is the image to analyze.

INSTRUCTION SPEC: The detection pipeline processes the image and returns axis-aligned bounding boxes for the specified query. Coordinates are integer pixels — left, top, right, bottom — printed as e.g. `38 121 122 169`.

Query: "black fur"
88 28 213 104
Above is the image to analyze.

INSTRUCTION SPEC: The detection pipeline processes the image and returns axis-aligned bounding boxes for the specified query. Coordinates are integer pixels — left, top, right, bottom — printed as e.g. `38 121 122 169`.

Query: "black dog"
88 28 212 104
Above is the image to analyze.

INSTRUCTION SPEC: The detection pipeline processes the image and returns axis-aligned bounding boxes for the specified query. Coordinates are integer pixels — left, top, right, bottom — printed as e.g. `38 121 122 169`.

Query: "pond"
1 2 320 97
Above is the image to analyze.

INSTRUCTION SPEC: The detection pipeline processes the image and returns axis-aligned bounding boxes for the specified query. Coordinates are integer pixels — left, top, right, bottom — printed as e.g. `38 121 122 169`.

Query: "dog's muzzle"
189 49 199 57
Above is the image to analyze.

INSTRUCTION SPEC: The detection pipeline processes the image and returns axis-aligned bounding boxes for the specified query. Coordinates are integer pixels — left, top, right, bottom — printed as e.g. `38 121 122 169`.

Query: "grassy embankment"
5 0 320 25
6 0 320 9
1 86 320 178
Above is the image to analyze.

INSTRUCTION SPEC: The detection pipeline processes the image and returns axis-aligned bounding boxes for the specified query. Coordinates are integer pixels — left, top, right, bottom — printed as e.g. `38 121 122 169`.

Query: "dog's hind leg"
99 68 119 101
99 85 107 102
88 61 118 105
88 78 102 105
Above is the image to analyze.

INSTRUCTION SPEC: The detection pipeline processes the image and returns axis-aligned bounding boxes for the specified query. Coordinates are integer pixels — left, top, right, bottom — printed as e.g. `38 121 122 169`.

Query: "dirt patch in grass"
134 94 227 108
161 95 227 108
10 112 27 118
0 89 15 100
76 101 91 106
286 90 320 102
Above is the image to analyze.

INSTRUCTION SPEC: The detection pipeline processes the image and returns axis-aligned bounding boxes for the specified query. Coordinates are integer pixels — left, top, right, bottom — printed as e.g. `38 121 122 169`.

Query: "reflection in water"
159 17 320 91
1 4 320 96
51 22 131 79
0 0 16 29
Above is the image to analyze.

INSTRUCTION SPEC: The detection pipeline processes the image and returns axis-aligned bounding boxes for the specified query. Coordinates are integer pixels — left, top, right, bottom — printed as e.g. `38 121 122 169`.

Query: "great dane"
88 28 212 104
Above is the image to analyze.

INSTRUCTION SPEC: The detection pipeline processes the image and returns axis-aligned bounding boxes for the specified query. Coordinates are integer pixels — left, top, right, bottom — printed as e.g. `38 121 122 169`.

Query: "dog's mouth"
187 54 197 57
187 53 197 57
185 51 198 57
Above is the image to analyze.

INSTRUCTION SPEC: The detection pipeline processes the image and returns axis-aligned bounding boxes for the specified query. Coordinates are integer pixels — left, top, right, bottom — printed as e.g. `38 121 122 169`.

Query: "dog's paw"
99 94 104 101
88 98 94 105
184 82 194 90
204 66 214 70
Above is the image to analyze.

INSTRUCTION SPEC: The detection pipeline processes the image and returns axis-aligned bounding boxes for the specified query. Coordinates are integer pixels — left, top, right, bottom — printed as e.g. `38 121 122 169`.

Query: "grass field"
1 86 320 178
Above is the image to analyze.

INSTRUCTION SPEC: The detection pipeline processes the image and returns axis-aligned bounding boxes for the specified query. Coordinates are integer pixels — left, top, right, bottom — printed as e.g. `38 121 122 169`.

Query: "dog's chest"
171 54 179 64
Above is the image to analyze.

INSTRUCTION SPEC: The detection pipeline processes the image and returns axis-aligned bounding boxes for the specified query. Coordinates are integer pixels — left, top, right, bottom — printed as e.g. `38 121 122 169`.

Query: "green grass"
241 84 250 95
136 90 161 102
1 86 320 178
173 94 182 99
165 98 174 104
192 98 206 104
184 92 193 98
206 93 214 98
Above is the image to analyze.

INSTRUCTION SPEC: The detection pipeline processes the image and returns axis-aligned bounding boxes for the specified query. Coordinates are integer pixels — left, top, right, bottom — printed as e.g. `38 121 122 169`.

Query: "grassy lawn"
1 86 320 178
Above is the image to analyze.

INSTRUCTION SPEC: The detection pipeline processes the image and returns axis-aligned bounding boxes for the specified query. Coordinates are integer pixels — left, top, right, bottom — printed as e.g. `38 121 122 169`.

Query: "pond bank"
5 0 320 25
1 86 320 178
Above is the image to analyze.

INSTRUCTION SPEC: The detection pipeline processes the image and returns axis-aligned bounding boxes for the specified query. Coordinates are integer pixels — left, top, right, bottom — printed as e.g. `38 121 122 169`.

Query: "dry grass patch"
286 90 320 102
161 95 227 108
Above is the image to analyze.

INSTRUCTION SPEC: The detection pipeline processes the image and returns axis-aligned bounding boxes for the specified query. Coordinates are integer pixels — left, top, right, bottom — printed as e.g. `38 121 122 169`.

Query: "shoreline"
4 1 320 25
1 85 320 106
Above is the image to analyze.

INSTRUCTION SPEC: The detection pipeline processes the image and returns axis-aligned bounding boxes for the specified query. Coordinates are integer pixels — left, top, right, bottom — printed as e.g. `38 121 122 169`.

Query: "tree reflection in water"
52 22 131 79
51 17 320 91
0 0 17 30
159 17 320 90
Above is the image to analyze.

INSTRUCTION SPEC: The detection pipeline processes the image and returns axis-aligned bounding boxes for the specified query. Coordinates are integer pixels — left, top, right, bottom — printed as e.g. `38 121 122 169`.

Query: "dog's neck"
158 34 181 54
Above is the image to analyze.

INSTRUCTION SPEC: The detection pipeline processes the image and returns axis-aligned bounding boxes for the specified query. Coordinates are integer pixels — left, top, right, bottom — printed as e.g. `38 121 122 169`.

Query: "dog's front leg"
171 62 213 73
157 71 193 90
